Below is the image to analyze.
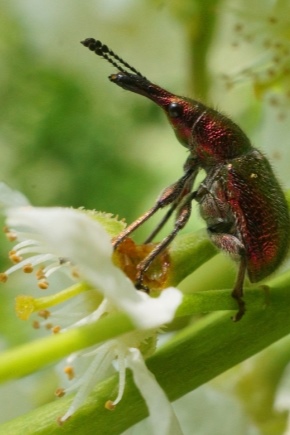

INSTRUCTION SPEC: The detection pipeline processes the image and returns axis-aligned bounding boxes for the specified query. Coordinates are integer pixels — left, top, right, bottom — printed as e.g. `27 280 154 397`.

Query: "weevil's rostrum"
82 38 290 321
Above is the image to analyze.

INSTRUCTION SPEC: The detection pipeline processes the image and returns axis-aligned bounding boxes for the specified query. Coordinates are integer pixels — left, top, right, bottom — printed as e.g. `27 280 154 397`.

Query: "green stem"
0 279 274 382
0 313 134 382
187 0 221 101
1 269 290 433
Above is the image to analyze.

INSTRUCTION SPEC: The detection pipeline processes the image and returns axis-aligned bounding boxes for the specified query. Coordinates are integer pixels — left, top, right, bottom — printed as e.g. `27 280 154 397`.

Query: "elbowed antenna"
81 38 147 80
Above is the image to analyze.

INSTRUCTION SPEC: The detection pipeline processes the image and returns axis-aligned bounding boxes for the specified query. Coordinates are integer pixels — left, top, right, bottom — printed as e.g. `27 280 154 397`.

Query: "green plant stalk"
233 335 290 433
188 0 221 100
0 312 134 383
1 269 290 434
0 280 270 383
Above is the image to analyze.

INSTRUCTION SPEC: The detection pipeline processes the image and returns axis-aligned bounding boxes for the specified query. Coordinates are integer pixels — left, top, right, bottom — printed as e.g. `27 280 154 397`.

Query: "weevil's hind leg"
196 179 248 321
231 256 247 322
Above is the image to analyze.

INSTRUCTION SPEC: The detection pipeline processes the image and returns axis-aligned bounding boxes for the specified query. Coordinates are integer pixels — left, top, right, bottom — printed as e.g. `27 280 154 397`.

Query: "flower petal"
0 182 30 209
123 288 183 329
7 207 182 328
127 348 184 435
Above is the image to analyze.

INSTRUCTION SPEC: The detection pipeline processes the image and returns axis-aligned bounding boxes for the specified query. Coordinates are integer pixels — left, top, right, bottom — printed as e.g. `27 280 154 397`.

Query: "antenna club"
81 37 147 79
81 38 104 55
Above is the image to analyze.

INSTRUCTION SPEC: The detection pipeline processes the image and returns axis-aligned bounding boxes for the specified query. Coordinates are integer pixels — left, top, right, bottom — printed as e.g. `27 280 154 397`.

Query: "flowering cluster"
223 0 290 117
0 184 183 434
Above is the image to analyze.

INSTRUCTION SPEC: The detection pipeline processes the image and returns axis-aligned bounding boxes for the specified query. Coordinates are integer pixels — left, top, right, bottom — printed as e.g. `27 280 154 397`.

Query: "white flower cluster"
223 0 290 117
0 183 183 434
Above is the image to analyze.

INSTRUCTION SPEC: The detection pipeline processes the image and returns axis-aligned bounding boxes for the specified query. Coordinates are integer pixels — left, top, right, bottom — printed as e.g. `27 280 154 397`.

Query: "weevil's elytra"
81 38 290 321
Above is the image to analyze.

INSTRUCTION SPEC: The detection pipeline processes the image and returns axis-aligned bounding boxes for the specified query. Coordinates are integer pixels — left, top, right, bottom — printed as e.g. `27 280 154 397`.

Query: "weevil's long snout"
109 72 174 108
109 72 153 95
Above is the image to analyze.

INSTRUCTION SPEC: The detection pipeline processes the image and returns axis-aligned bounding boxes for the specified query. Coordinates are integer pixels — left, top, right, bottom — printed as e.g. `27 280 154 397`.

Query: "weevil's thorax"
194 105 253 167
166 98 253 168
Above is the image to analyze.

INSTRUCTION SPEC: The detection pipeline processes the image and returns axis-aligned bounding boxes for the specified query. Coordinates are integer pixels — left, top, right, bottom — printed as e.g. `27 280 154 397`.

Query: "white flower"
6 206 182 329
0 184 183 434
223 0 290 116
0 182 30 209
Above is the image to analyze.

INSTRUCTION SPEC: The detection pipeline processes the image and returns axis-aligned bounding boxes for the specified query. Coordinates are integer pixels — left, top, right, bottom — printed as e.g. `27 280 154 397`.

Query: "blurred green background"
1 0 290 432
1 0 289 217
1 0 290 224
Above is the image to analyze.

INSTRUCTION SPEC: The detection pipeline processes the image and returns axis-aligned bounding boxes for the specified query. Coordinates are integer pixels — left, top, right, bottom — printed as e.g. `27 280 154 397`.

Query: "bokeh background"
1 0 290 433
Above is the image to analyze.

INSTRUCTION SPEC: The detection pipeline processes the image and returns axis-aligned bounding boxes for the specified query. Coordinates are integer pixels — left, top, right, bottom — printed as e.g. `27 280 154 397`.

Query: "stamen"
55 388 65 398
3 253 55 279
9 251 22 263
38 309 51 319
33 320 40 329
3 226 17 241
38 280 49 290
36 266 45 280
23 263 33 273
111 347 126 406
71 268 80 279
41 261 70 278
105 400 115 411
62 298 109 330
58 343 115 423
0 273 8 283
64 365 75 380
52 325 61 334
11 239 41 252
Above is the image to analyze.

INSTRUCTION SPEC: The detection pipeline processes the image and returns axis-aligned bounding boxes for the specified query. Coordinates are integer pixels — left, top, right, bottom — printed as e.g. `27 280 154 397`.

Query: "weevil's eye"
168 102 183 118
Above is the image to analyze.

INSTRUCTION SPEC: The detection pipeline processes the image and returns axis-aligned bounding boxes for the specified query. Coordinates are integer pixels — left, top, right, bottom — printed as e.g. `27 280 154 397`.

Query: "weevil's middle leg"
143 201 178 244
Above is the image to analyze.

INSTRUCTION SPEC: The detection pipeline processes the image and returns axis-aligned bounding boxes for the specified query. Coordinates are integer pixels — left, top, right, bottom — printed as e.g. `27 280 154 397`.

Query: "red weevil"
81 38 290 321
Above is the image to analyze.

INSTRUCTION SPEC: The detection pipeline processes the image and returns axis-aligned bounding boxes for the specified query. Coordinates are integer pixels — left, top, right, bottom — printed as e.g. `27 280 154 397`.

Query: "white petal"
123 288 183 329
7 207 182 328
0 183 30 208
7 207 112 258
127 348 184 435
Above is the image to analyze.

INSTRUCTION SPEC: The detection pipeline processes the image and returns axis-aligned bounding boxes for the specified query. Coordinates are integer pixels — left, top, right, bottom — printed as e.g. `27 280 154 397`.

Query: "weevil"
81 38 290 321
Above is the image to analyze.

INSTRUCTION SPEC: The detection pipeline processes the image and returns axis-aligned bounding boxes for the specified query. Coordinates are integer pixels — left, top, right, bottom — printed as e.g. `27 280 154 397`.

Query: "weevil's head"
80 38 204 150
81 38 252 163
109 72 205 150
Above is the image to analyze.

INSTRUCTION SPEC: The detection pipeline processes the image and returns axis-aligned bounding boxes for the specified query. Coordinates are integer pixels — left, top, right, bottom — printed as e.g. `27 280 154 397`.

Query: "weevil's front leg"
112 165 197 249
135 192 195 290
144 157 199 243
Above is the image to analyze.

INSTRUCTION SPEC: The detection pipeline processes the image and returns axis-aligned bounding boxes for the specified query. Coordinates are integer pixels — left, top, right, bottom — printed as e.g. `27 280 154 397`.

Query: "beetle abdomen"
226 150 290 282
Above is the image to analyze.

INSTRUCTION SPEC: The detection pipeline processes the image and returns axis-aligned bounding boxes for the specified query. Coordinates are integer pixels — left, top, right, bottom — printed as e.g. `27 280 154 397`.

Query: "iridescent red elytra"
81 38 290 321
